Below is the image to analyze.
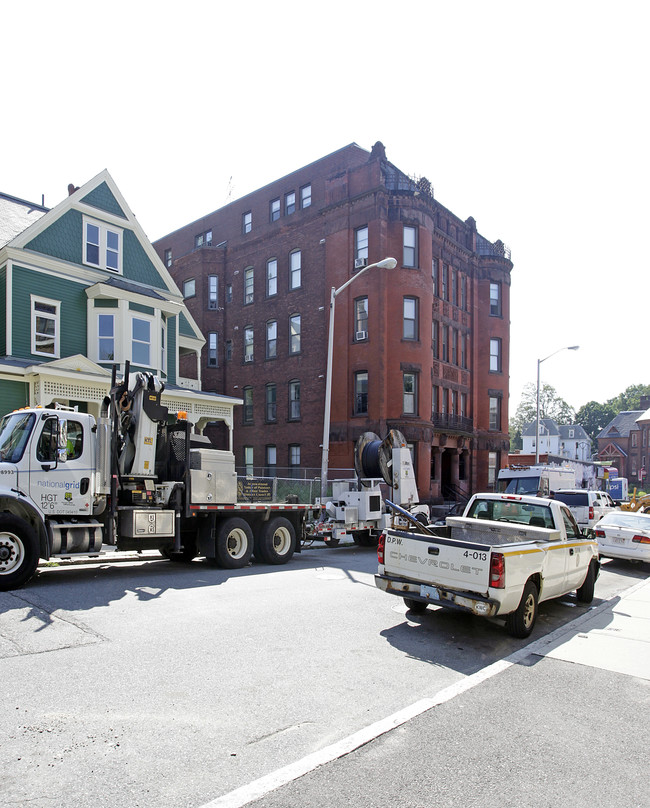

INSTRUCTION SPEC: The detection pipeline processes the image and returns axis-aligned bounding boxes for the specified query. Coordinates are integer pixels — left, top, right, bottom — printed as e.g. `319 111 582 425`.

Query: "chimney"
68 183 79 195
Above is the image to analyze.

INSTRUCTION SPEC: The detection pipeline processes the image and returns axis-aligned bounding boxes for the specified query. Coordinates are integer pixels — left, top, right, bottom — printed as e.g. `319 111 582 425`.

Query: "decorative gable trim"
6 170 183 300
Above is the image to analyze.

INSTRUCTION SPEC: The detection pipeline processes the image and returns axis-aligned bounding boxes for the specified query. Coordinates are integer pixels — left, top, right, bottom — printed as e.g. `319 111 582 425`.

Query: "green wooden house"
0 170 238 433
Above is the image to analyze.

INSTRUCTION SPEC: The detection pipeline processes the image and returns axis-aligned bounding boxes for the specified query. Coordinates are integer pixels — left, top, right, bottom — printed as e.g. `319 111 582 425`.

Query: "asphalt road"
0 545 647 808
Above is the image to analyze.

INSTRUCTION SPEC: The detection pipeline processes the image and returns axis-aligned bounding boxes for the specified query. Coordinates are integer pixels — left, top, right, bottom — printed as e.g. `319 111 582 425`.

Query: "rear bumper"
375 573 501 618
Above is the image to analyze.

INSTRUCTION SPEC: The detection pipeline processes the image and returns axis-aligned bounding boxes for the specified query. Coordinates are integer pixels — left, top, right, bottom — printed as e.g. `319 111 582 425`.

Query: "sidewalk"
207 574 650 808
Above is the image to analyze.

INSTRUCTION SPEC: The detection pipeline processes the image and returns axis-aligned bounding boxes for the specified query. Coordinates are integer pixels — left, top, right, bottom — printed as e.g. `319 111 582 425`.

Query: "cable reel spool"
354 429 409 488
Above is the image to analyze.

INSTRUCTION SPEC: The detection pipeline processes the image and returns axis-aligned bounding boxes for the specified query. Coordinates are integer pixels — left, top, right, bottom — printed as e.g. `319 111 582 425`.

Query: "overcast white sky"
4 1 648 415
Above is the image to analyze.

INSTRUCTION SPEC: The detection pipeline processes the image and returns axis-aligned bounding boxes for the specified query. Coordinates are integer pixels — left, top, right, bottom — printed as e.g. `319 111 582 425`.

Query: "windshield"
554 492 589 507
498 476 540 495
0 412 36 463
466 498 554 528
599 512 650 530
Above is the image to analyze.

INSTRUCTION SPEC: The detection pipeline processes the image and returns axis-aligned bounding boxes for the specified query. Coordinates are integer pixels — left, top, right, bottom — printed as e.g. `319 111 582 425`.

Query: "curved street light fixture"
320 257 397 502
535 345 580 464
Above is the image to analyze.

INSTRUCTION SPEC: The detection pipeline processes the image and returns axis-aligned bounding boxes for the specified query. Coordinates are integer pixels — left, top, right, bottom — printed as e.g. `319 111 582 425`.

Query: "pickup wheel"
0 515 40 591
255 517 296 565
505 579 539 638
403 597 428 614
576 561 596 603
214 518 254 569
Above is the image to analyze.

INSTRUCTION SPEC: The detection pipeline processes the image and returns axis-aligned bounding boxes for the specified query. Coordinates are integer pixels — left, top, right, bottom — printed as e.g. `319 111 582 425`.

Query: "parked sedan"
594 511 650 563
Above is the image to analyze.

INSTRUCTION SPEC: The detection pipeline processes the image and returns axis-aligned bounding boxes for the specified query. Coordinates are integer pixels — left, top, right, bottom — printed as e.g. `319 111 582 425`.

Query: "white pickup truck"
375 493 600 637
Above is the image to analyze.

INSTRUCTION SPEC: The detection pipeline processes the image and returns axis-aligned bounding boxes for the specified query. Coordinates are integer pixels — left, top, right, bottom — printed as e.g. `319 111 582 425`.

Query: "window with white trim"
355 297 368 340
83 217 122 273
98 313 115 361
244 268 254 304
403 372 417 414
355 226 368 263
289 251 301 289
289 379 300 420
490 338 501 372
208 332 218 367
289 314 301 354
31 296 60 357
161 319 167 373
403 225 417 267
131 316 152 366
267 259 278 297
266 320 277 359
208 275 218 310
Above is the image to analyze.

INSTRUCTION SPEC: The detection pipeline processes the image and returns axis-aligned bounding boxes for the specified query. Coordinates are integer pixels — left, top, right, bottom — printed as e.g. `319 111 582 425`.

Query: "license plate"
612 537 625 544
421 584 440 601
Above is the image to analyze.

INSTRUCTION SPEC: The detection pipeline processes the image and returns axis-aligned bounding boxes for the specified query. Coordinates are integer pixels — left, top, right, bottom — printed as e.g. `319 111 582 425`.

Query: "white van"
497 465 575 496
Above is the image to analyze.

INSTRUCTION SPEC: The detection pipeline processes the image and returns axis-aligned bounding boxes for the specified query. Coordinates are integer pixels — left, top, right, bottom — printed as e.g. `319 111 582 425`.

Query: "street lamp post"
535 345 579 465
320 256 397 503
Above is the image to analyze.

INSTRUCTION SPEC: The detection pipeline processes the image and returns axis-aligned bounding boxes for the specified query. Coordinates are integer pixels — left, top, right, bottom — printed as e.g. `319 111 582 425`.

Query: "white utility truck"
0 363 312 591
375 492 599 637
497 465 575 496
314 430 429 547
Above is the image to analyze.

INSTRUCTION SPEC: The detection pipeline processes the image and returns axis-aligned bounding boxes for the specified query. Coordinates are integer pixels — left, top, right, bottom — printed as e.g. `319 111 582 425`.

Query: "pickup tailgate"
382 527 492 592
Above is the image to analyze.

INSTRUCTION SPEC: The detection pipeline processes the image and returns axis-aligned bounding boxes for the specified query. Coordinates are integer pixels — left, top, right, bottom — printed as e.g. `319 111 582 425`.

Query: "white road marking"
198 579 646 808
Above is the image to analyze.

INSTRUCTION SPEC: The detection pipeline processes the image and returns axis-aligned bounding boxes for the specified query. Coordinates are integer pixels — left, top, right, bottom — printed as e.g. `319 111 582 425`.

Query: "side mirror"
57 417 68 463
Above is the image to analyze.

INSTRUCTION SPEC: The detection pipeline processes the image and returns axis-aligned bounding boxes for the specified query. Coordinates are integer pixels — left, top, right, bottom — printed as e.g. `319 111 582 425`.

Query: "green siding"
81 182 127 218
168 316 177 384
12 267 87 359
94 299 119 308
123 230 170 291
129 302 155 315
0 380 29 418
0 267 5 355
24 209 83 264
178 312 195 337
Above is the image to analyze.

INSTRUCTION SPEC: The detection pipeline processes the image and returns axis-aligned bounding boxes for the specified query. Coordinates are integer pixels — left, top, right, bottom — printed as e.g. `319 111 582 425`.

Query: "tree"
510 382 575 434
574 400 617 443
607 384 650 413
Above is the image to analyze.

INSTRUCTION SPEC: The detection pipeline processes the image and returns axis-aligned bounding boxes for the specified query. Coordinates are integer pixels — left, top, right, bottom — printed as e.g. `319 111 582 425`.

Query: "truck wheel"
403 597 428 614
505 579 539 638
214 518 254 569
160 540 197 563
576 561 596 603
0 515 40 591
352 530 377 547
255 517 296 565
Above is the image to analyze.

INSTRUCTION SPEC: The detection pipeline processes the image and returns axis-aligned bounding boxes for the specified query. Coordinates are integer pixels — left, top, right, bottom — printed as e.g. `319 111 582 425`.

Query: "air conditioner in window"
354 258 367 269
244 355 253 363
355 330 368 341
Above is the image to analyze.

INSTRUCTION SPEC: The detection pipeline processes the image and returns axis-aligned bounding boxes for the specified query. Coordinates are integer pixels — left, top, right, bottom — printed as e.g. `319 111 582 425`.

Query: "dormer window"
83 216 122 273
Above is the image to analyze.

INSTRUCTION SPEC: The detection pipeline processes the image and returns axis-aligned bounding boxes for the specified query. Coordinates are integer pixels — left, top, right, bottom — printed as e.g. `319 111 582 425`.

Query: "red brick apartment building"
153 142 512 502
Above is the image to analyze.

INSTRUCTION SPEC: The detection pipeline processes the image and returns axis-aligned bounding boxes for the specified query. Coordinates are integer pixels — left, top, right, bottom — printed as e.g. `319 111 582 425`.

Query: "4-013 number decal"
463 550 488 561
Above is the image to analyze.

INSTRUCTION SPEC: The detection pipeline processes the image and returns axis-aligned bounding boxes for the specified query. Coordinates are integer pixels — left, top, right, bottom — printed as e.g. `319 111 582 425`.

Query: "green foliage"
509 382 576 436
574 401 616 442
607 384 650 413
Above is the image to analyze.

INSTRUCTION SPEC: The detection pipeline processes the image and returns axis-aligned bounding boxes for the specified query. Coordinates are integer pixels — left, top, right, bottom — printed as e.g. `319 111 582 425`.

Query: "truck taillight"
377 532 385 564
632 535 650 544
588 506 594 520
490 553 505 589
